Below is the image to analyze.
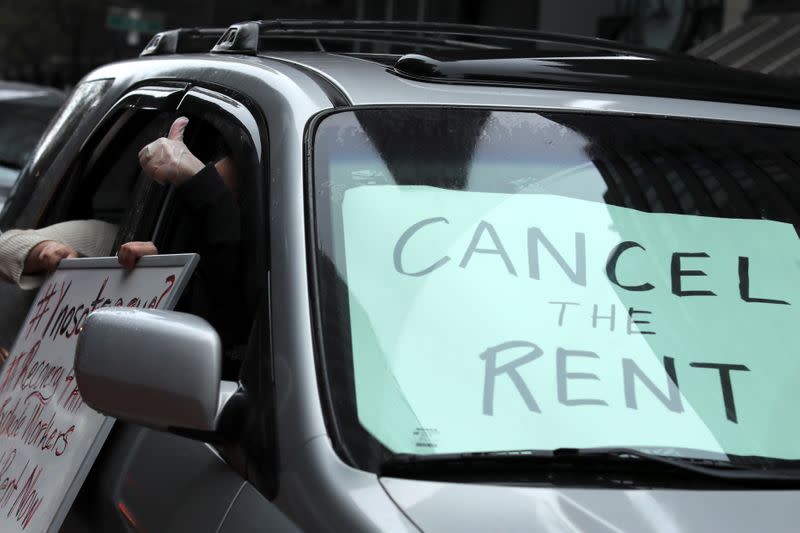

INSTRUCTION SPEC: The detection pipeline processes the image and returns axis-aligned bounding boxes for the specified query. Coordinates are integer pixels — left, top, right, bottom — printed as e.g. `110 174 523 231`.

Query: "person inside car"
0 218 116 288
0 117 247 370
0 117 237 281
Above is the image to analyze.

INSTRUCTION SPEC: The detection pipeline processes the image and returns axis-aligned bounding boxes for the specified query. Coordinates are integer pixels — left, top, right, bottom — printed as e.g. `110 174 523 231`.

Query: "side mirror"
75 308 236 432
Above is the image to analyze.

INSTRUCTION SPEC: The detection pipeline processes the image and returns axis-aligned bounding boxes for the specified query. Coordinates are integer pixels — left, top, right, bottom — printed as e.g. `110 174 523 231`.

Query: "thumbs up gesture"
138 117 204 186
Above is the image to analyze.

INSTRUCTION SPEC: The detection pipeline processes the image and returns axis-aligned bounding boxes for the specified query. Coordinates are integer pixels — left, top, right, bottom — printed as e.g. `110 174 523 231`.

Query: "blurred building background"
0 0 795 89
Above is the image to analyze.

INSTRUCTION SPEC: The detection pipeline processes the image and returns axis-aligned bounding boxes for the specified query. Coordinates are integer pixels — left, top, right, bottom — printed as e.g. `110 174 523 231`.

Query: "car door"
63 83 289 533
0 81 187 532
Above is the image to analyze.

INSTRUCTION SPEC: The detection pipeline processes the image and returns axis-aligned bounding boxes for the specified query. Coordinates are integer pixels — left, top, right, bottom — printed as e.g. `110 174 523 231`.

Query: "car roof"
133 20 800 111
257 49 800 111
85 20 800 127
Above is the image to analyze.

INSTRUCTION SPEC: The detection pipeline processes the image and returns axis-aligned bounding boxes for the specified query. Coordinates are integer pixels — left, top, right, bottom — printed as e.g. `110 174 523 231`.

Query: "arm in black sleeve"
173 163 247 348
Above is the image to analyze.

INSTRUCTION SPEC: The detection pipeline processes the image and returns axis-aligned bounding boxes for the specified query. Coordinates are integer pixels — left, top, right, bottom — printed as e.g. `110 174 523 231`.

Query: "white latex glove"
138 117 204 186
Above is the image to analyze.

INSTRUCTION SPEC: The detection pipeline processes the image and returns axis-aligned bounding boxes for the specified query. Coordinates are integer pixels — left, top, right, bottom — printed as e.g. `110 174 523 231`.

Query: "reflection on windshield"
312 108 800 472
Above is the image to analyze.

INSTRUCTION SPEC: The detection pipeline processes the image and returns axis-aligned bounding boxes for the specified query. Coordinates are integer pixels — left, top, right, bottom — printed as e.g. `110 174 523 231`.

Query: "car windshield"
311 107 800 471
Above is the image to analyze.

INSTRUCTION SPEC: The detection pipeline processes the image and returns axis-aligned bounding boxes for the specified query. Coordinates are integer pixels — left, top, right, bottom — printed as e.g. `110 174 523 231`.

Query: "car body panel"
278 436 419 532
218 482 301 533
380 477 800 533
74 423 248 532
261 51 800 126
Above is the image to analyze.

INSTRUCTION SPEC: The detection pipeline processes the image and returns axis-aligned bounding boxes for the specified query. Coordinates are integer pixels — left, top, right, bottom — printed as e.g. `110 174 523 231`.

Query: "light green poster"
342 185 800 458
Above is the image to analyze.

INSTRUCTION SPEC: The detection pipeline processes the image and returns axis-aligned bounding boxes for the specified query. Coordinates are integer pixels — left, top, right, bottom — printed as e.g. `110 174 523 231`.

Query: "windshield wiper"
380 447 800 486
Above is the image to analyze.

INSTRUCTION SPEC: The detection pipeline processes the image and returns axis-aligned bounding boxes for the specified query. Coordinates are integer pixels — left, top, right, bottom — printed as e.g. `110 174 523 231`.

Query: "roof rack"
141 28 227 57
210 19 672 58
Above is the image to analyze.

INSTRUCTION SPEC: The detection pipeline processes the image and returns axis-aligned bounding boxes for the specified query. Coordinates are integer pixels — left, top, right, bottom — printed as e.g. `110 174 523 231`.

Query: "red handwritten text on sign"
0 266 182 532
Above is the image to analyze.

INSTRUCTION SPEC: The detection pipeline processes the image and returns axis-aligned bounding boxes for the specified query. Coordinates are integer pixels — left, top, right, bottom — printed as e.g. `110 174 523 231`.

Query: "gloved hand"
138 117 204 186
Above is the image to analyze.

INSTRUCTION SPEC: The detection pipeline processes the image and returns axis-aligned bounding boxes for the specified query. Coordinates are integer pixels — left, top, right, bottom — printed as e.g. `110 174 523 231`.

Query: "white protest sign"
0 254 197 532
343 186 800 459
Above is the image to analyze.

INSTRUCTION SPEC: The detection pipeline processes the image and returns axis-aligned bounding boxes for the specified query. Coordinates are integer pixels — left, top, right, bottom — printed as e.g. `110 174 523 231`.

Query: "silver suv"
3 20 800 533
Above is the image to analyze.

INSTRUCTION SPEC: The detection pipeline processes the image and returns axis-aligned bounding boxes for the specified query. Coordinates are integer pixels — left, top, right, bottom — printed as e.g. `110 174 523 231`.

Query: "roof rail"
210 19 671 57
211 22 261 55
141 28 227 57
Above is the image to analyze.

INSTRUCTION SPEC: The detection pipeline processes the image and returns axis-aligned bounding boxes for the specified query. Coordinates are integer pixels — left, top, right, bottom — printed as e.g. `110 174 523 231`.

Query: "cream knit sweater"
0 220 117 289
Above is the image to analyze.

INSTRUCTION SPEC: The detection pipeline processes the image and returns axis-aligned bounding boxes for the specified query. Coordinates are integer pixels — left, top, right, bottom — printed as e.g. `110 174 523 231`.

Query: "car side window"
148 89 277 492
0 94 178 353
0 83 188 347
151 90 268 382
44 109 174 234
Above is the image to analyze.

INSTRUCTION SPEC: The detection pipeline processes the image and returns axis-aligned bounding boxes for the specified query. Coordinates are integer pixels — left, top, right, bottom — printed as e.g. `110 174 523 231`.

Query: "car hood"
380 477 800 532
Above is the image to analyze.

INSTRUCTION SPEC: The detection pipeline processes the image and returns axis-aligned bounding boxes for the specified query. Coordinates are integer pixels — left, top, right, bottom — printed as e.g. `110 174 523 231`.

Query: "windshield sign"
343 185 799 458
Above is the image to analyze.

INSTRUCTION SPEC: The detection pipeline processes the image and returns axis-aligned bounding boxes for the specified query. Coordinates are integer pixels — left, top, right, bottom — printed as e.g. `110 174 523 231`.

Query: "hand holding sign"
0 254 197 532
117 241 159 271
24 241 79 274
138 117 204 186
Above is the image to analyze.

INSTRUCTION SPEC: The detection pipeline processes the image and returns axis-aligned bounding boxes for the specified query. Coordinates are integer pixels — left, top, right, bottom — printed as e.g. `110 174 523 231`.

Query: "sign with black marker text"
344 186 800 459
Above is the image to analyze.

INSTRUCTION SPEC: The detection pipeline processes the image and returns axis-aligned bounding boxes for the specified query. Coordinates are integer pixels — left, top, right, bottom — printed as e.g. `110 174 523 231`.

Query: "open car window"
150 90 267 382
